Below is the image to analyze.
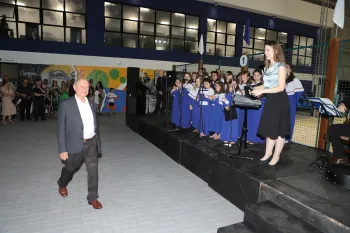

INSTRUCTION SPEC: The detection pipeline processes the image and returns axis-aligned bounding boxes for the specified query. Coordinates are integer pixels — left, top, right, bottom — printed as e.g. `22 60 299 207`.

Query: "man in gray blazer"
57 79 103 209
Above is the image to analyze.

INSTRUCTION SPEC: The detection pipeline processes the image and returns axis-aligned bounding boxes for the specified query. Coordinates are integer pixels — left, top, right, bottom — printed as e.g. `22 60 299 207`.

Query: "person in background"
153 70 168 115
94 81 105 115
251 41 291 166
208 81 225 140
210 71 219 89
199 78 215 137
33 79 46 121
16 78 33 121
171 79 182 128
0 79 16 124
88 79 95 101
0 15 11 38
328 100 350 165
106 88 118 115
51 80 60 117
191 72 198 83
60 82 69 102
68 79 76 97
285 63 304 142
189 77 201 133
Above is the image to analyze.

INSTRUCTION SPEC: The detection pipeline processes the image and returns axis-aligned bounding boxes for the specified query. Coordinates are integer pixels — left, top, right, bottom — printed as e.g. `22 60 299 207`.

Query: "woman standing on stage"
252 41 291 166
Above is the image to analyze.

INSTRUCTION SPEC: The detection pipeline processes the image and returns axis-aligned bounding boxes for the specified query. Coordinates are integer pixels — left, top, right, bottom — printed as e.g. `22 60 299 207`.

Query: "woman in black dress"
251 41 291 166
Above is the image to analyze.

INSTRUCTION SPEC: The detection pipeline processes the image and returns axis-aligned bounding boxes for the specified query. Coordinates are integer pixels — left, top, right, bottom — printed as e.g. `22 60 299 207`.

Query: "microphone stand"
193 84 204 140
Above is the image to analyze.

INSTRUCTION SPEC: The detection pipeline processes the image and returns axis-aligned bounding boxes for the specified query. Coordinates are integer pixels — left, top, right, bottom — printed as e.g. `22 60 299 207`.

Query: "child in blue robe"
189 77 201 132
171 79 182 127
198 78 214 137
209 82 225 140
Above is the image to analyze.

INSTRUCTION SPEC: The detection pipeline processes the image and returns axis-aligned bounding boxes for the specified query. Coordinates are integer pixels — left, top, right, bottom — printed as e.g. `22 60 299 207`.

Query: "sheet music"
308 97 342 117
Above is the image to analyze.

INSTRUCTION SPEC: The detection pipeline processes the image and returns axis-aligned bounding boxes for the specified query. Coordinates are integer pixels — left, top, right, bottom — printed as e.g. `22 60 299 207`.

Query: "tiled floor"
0 114 243 233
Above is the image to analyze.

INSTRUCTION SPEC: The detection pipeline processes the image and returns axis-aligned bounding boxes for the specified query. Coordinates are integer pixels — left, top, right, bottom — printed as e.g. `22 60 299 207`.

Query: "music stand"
308 98 343 170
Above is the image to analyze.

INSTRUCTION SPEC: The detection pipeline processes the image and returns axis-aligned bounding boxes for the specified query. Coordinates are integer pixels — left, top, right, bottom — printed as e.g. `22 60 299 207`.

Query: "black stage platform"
126 114 350 233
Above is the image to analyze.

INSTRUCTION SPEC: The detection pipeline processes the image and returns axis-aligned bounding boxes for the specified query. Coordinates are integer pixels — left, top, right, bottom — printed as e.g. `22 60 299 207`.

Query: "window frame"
103 2 200 53
0 0 86 43
293 35 314 66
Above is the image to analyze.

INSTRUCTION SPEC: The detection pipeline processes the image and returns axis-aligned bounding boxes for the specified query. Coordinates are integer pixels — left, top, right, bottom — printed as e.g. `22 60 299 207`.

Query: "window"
293 35 314 66
0 0 86 43
242 26 288 60
206 19 236 57
104 2 199 53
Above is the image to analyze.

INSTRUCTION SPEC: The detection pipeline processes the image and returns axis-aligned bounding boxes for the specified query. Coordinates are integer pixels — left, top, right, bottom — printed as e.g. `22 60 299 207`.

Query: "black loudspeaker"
126 67 146 116
127 67 139 97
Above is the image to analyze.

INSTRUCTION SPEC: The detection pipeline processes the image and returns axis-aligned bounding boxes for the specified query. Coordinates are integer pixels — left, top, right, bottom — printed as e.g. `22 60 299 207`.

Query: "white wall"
0 50 185 70
197 0 334 28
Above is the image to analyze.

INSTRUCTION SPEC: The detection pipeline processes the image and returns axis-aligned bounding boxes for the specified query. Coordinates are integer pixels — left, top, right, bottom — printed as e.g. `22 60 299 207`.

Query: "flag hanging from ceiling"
243 18 251 45
198 34 204 55
333 0 345 28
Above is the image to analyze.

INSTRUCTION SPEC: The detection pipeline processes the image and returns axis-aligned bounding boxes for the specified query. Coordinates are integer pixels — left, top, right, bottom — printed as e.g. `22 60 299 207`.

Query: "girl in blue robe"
199 78 214 137
181 73 193 128
220 82 240 146
189 77 201 132
247 69 266 143
171 79 182 127
209 82 225 139
285 64 304 141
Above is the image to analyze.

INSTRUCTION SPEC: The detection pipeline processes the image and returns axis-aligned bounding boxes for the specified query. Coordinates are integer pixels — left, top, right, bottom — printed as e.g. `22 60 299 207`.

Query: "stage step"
217 223 254 233
244 201 321 233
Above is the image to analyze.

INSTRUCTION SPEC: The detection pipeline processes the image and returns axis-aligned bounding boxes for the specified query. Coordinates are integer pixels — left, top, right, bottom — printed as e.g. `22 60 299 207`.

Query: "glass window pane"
226 46 235 57
171 39 184 52
206 43 215 55
207 19 216 31
217 33 225 44
0 0 14 4
139 35 154 49
254 39 265 50
66 13 85 28
305 57 312 66
140 22 154 36
42 0 64 11
104 32 121 46
105 18 120 32
19 0 40 8
123 20 138 34
185 41 198 54
293 36 299 45
299 48 306 56
123 5 139 20
298 56 305 65
227 23 236 35
156 11 170 25
156 24 169 37
65 0 85 13
18 23 40 40
255 28 266 40
43 10 63 26
66 28 85 44
186 15 198 29
266 30 277 41
216 44 225 56
207 32 215 43
217 21 226 33
292 56 297 65
7 21 16 38
172 13 185 27
306 47 313 57
140 7 154 22
307 38 314 46
171 26 184 39
123 33 138 48
253 53 264 61
227 35 235 46
299 36 307 46
104 2 121 18
242 48 252 55
155 37 169 51
293 46 298 55
278 32 288 43
43 25 64 42
186 28 198 41
280 43 286 51
18 7 40 23
243 39 252 48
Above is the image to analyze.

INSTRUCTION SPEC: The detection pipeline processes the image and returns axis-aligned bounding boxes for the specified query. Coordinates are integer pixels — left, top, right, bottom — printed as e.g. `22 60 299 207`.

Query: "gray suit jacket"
57 96 102 156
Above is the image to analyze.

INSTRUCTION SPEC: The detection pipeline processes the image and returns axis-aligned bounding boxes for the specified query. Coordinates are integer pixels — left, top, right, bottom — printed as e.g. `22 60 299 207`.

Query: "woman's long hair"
286 63 296 83
265 41 286 68
215 81 225 94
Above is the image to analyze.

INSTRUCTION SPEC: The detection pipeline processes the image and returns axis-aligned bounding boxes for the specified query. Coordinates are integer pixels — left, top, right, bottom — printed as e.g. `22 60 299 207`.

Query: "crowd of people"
0 76 118 124
169 41 304 165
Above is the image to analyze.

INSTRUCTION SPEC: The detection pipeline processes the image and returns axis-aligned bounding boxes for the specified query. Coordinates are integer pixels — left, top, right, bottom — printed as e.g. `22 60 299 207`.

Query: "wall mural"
18 64 128 113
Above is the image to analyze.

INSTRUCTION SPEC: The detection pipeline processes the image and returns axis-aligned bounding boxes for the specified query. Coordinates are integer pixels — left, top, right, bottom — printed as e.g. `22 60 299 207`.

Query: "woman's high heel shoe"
259 156 272 164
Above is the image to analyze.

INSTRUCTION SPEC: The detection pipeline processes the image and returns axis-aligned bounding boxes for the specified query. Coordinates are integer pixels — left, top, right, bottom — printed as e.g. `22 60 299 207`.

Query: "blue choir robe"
171 88 192 128
189 87 200 129
198 88 214 135
208 93 225 134
220 92 240 142
286 78 304 141
247 83 266 143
